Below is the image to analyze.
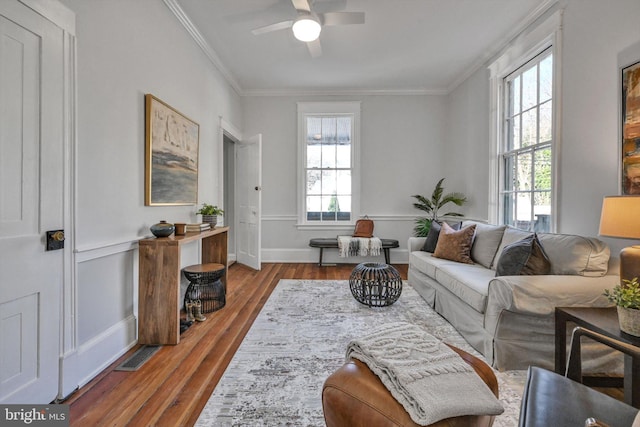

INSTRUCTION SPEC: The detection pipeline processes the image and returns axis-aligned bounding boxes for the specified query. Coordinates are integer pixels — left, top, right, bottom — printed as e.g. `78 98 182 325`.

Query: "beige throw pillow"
433 223 476 264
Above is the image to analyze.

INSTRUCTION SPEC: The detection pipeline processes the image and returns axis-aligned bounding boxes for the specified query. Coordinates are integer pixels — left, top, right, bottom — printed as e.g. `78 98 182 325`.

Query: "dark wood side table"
555 306 640 407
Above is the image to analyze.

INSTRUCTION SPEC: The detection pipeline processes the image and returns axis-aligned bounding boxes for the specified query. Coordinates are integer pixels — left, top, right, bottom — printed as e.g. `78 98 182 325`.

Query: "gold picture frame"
145 94 199 205
622 60 640 195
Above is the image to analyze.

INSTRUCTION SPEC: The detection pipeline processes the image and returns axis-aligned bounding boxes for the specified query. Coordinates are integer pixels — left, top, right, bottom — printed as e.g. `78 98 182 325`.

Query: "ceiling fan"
251 0 365 58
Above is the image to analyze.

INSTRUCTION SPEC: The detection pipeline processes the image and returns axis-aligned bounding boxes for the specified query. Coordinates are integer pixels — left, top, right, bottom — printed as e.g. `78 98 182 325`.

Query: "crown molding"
165 0 559 98
241 87 448 97
446 0 559 94
163 0 242 95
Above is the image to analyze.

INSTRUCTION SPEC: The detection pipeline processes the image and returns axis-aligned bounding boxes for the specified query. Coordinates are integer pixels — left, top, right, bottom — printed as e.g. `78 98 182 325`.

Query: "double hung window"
297 102 360 226
500 50 553 232
490 10 560 232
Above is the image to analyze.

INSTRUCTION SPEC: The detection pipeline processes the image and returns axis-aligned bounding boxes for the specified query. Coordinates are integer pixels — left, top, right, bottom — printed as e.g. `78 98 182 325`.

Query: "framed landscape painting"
622 60 640 195
145 94 199 205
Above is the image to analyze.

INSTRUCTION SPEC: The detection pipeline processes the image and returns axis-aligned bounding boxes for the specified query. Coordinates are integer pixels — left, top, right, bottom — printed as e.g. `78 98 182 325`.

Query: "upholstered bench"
309 238 399 266
322 344 499 427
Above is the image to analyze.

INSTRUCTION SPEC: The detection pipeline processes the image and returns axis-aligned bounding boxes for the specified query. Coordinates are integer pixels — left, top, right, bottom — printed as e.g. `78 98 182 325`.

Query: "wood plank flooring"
66 263 408 426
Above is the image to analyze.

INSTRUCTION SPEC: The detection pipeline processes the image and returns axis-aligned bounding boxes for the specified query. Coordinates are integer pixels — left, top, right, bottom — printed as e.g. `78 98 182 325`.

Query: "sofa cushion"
422 221 460 252
537 233 610 277
492 227 535 270
495 234 551 276
434 263 496 312
433 223 476 264
462 221 507 269
409 250 461 279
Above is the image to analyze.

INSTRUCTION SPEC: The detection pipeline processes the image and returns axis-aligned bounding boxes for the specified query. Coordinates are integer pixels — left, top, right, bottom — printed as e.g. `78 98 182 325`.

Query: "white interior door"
0 1 64 403
236 134 262 270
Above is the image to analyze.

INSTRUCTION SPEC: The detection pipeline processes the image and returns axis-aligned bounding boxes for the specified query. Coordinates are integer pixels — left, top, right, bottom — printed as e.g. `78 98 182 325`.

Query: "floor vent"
115 345 161 371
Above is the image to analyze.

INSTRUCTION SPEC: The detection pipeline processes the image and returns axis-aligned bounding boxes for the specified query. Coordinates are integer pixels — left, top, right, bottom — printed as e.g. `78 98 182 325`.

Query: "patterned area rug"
196 280 526 426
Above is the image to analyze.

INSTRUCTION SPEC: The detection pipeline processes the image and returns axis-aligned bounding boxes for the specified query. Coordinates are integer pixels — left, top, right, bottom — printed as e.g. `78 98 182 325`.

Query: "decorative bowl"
150 220 175 238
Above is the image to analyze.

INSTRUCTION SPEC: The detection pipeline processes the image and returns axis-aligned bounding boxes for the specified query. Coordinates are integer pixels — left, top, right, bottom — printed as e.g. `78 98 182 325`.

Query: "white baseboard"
59 315 137 399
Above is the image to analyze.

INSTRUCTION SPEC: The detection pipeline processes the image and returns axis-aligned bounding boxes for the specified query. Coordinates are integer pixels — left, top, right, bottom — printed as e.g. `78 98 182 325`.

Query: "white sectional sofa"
407 220 620 371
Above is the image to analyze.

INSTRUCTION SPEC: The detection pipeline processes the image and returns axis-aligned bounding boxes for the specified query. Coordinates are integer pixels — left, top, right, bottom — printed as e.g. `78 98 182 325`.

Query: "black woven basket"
183 266 226 313
349 262 402 307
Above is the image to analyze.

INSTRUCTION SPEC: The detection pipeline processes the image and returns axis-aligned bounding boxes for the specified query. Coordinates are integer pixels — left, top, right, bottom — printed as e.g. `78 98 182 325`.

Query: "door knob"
255 186 261 191
46 229 65 251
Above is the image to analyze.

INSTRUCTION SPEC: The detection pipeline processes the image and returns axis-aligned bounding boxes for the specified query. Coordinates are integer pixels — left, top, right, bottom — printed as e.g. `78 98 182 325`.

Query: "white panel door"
236 134 262 270
0 1 64 403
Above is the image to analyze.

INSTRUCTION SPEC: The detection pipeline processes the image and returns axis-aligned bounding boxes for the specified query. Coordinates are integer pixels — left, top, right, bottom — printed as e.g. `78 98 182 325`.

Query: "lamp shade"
599 196 640 239
292 16 321 42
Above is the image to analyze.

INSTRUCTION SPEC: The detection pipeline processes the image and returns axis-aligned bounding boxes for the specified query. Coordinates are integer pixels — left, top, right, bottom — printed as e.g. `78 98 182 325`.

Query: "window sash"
500 49 553 232
297 102 361 227
304 114 353 223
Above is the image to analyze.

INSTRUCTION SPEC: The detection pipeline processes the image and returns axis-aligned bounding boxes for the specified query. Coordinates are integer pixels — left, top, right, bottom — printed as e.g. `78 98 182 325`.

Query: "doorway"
223 134 236 263
219 119 262 271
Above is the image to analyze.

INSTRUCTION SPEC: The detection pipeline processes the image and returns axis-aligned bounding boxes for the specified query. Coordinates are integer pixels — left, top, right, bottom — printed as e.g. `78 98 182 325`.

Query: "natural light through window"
305 116 352 221
297 102 360 227
501 49 553 232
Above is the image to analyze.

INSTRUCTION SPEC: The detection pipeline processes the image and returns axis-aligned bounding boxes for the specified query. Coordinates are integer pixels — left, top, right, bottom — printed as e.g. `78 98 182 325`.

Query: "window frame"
488 10 562 232
501 48 553 231
296 101 361 229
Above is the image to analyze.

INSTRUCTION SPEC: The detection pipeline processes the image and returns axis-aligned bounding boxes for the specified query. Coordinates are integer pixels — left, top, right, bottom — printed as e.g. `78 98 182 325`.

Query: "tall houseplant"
411 178 467 237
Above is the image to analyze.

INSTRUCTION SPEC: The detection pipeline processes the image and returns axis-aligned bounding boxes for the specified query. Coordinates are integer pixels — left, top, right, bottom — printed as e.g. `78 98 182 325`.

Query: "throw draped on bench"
337 236 382 257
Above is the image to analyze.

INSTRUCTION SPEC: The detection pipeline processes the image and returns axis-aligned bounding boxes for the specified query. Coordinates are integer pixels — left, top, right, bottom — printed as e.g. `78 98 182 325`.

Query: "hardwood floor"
66 263 408 427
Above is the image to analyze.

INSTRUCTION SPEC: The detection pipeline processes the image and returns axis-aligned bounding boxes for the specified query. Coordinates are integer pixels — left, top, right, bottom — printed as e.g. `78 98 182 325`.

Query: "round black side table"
349 262 402 307
183 263 226 313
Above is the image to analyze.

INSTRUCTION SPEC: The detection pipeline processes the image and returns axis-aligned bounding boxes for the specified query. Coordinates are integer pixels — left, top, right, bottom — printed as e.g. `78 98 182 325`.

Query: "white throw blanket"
345 322 504 425
337 236 382 257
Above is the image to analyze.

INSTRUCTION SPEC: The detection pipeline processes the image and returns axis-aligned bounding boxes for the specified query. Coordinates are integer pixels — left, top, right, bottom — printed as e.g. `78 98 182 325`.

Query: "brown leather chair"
322 344 499 427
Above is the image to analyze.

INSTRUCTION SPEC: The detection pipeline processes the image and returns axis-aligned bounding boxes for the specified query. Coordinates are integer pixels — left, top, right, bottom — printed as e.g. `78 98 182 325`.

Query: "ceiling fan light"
292 16 321 42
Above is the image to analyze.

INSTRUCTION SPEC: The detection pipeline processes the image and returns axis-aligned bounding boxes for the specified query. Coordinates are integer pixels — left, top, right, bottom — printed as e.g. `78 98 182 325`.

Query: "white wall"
558 0 639 244
242 94 450 264
446 0 640 255
58 0 242 395
445 68 491 222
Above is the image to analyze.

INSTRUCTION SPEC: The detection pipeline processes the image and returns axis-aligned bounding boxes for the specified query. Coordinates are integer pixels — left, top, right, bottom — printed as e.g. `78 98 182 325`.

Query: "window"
501 50 553 232
297 102 360 227
489 10 561 233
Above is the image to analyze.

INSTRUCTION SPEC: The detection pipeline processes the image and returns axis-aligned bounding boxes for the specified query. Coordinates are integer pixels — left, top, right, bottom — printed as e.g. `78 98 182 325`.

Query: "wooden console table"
138 227 228 345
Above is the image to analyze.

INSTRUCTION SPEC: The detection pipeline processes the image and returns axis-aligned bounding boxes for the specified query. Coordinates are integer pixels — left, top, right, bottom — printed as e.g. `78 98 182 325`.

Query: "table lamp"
599 196 640 283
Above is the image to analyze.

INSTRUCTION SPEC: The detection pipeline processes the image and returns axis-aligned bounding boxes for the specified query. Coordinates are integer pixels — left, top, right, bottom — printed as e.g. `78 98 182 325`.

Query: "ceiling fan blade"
251 20 294 35
291 0 311 13
306 38 322 58
320 11 365 26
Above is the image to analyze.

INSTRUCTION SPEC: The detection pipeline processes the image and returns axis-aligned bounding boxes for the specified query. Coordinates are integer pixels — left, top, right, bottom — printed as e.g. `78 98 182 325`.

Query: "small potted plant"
196 203 224 227
604 277 640 336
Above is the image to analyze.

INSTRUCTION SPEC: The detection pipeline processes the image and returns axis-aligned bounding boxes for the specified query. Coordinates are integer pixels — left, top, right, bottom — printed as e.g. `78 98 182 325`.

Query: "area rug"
196 280 526 426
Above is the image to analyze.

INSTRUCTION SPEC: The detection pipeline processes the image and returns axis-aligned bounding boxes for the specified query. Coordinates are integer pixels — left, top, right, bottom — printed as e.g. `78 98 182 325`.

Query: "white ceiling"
175 0 552 95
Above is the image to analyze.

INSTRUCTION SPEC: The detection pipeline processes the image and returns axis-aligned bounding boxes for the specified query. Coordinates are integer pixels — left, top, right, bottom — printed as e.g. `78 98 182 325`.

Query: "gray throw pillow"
492 227 534 269
421 221 460 253
495 234 551 276
462 222 507 269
